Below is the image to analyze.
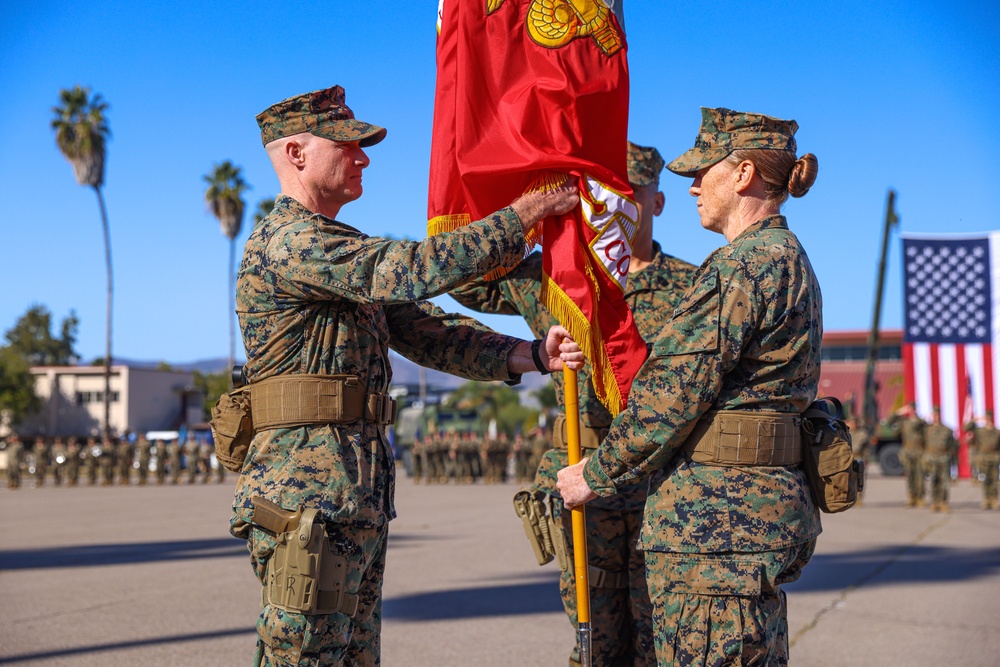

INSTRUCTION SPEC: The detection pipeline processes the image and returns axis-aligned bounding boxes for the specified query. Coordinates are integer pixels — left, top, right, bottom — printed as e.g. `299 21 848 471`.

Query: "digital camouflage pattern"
923 420 957 509
232 193 531 665
256 85 386 147
667 107 799 177
968 421 1000 508
626 141 664 187
900 412 927 505
452 242 695 666
645 540 815 666
581 215 823 664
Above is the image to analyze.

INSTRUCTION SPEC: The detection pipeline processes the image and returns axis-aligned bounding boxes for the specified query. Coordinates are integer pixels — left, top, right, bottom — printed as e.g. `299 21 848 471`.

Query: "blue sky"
2 1 998 365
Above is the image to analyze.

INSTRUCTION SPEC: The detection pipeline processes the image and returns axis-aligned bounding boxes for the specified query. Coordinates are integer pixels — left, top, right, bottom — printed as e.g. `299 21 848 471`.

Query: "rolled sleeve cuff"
488 207 527 269
583 455 617 497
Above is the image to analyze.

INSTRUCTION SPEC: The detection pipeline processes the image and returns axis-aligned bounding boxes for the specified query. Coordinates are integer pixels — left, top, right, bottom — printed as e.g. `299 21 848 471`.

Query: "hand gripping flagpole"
563 363 592 666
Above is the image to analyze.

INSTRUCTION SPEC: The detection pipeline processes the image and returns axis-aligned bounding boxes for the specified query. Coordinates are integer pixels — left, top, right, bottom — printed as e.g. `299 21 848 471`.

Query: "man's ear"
652 190 665 217
283 138 306 169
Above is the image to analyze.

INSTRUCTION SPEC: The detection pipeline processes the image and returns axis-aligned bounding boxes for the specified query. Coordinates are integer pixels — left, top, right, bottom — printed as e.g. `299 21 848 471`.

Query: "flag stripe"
903 342 916 406
985 343 996 417
930 344 942 411
955 345 971 476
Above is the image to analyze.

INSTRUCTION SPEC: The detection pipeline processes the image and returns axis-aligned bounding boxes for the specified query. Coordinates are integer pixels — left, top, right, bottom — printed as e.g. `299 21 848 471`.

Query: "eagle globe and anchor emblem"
486 0 623 56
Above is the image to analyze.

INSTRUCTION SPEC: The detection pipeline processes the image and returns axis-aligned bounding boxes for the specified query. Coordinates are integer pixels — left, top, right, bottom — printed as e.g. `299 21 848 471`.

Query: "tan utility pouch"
210 386 254 473
683 410 802 466
801 398 865 513
552 415 607 452
513 489 569 571
262 507 360 617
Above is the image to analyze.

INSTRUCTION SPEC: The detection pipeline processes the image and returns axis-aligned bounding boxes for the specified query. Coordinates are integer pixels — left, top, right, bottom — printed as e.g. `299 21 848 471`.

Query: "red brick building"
818 329 904 420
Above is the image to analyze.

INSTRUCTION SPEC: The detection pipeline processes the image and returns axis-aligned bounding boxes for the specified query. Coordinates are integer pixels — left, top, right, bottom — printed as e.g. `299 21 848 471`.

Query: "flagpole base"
577 622 592 667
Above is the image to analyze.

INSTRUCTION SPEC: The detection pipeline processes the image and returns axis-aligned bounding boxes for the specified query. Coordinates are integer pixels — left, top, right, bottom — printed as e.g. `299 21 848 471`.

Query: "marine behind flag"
428 0 645 413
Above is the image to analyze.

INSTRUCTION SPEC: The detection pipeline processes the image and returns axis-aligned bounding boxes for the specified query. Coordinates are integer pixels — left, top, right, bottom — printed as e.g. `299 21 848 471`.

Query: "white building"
12 365 204 438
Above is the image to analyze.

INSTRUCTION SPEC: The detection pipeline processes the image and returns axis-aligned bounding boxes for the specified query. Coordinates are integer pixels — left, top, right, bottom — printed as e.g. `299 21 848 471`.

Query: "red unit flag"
428 0 646 413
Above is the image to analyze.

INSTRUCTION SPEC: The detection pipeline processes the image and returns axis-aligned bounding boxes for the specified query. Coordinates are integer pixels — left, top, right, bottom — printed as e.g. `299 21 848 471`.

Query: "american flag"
902 233 1000 477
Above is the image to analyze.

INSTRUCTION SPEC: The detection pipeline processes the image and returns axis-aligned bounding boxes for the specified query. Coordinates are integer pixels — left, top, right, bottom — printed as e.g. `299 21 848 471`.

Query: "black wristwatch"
531 339 551 375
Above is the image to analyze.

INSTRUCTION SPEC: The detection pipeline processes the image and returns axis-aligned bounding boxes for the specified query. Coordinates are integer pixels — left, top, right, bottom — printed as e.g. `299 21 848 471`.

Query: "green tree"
0 305 78 429
194 369 232 418
4 305 80 366
204 161 249 376
52 85 113 439
0 347 41 427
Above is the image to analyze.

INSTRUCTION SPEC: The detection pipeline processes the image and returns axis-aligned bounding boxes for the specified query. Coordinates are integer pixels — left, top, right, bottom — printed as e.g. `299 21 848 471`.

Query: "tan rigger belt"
251 374 397 430
551 415 609 452
682 410 802 466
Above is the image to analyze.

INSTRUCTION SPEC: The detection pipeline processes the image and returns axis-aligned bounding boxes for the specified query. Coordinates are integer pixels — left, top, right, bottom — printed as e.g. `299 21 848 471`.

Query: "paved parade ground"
1 469 999 666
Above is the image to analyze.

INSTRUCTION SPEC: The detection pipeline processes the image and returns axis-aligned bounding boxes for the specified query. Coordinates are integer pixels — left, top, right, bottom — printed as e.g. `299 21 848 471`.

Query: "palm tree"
253 197 275 225
51 86 113 440
204 161 248 376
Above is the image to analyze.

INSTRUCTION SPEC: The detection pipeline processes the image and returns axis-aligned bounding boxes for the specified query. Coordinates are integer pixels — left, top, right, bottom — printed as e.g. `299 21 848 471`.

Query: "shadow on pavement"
383 573 564 620
0 537 246 570
788 544 1000 592
0 627 256 665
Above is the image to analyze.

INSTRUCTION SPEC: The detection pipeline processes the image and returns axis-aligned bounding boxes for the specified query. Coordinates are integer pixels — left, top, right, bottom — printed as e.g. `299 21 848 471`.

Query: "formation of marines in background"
863 401 1000 511
410 428 546 485
1 432 226 488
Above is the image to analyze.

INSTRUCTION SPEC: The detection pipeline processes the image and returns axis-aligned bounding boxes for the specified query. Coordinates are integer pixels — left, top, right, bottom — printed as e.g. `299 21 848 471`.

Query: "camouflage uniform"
233 86 539 667
900 412 927 506
154 440 168 485
451 144 696 663
84 438 100 485
168 439 183 485
66 437 82 486
184 437 200 484
116 438 133 485
410 436 423 482
51 438 68 486
968 419 1000 509
923 415 957 511
4 435 23 489
33 437 50 486
136 435 153 485
99 438 116 486
582 109 823 666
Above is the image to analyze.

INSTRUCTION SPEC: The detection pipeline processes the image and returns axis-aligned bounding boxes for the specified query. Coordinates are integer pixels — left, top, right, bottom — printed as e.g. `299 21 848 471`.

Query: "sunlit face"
689 159 738 235
308 137 370 210
631 181 664 234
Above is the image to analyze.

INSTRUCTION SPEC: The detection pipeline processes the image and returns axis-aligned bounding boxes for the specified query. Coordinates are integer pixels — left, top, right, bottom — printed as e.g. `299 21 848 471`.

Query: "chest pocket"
652 269 720 357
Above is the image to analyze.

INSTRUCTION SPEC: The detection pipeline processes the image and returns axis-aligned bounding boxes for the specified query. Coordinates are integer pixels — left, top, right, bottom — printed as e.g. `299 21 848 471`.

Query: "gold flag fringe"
427 172 564 281
541 273 624 416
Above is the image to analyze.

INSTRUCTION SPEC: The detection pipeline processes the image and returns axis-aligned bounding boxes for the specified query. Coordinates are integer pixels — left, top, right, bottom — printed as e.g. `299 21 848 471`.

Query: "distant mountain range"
115 352 548 392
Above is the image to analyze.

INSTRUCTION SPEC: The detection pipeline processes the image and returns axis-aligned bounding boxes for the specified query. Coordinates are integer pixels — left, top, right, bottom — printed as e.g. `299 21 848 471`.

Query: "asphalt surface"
1 469 998 666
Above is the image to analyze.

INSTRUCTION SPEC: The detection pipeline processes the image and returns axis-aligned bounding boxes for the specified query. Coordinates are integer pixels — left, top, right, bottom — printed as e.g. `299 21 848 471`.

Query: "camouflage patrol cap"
667 107 798 177
626 141 664 187
256 85 386 147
